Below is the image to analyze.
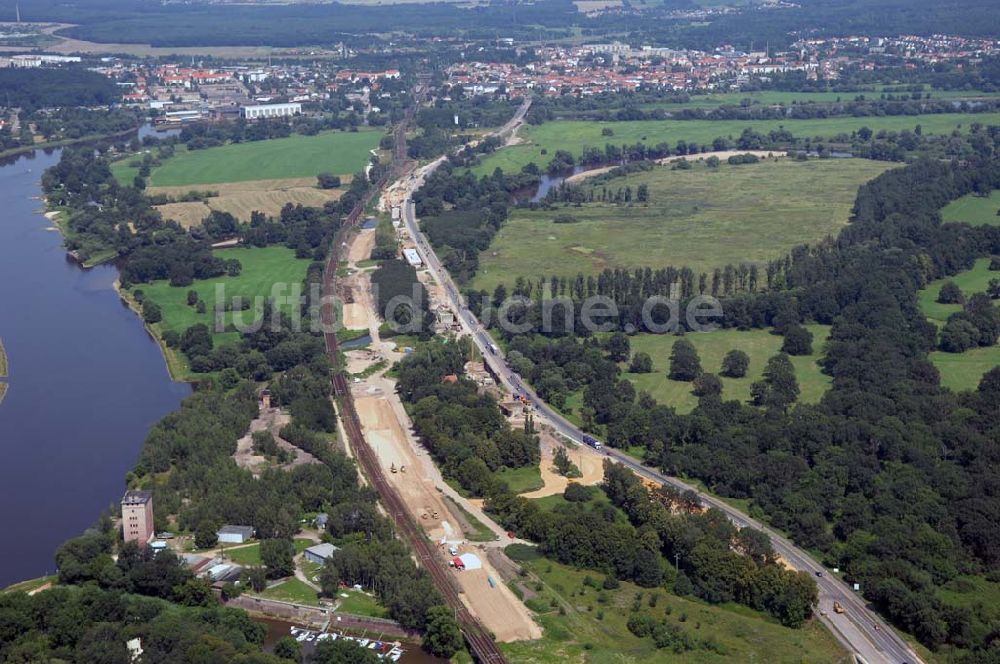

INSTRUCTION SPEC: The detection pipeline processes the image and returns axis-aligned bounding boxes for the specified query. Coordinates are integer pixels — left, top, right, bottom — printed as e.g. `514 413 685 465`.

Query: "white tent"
458 553 482 571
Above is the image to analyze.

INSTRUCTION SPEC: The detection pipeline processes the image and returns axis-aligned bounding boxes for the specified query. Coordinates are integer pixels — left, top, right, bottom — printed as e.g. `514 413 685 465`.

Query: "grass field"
112 130 381 187
260 577 320 606
224 538 314 565
473 111 1000 176
500 545 848 664
917 258 996 324
928 346 1000 393
941 190 1000 227
917 258 1000 392
137 246 311 379
472 158 890 293
617 326 832 414
336 589 389 618
497 465 545 494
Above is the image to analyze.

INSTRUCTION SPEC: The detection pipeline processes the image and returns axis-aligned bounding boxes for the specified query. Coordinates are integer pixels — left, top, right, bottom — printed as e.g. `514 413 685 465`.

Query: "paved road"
395 96 923 664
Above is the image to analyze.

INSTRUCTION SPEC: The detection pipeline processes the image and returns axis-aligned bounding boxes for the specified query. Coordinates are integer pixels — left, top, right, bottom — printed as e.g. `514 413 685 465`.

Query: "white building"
216 525 254 544
403 248 423 267
240 102 302 119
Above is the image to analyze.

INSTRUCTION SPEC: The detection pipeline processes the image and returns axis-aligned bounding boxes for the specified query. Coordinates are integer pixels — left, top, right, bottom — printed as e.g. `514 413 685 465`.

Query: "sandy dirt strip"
353 381 542 642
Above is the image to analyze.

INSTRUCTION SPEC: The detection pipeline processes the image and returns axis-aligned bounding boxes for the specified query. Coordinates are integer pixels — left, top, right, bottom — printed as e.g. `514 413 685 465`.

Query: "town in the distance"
0 0 998 663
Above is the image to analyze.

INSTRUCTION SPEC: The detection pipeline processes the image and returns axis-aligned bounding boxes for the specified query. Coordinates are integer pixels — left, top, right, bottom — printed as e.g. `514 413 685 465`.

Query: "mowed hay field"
140 247 311 378
941 190 1000 227
472 111 1000 175
918 257 1000 392
472 158 891 293
150 177 347 226
616 326 832 414
121 130 381 187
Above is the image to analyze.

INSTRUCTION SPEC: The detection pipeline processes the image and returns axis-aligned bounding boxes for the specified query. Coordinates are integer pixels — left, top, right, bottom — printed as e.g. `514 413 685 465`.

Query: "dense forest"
396 341 540 493
7 0 999 49
0 67 121 110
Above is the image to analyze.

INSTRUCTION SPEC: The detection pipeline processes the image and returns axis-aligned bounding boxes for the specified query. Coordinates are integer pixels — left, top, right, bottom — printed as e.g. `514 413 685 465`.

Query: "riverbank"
0 336 8 405
113 279 193 383
0 125 142 162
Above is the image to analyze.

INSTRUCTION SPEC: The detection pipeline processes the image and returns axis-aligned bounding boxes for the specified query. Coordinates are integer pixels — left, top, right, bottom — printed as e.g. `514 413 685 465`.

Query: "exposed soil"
233 406 321 475
352 378 541 642
520 428 605 499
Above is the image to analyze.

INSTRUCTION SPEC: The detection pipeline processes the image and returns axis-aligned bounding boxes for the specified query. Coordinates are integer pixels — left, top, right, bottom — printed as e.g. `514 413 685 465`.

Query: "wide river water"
0 143 190 587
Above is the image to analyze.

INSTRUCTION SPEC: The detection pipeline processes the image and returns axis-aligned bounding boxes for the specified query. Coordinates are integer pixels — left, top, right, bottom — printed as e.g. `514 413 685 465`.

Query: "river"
0 142 190 588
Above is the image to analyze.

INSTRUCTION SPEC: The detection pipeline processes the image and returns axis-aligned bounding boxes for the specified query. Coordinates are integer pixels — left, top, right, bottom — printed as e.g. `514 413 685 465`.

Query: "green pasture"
139 246 311 359
472 158 890 293
618 326 831 414
941 190 1000 227
113 130 381 186
917 258 1000 392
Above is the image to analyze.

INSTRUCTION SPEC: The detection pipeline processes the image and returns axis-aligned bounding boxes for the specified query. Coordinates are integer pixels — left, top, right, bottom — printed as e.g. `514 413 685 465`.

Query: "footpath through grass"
918 257 1000 392
941 190 1000 227
500 545 848 664
473 158 888 293
473 111 1000 175
113 129 381 186
619 326 832 415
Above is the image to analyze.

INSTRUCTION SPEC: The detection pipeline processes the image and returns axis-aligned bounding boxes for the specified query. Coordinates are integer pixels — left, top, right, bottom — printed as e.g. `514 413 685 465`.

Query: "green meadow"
917 258 1000 392
917 258 996 324
473 111 1000 175
113 129 381 186
473 158 890 293
137 246 311 379
620 326 832 414
941 190 1000 227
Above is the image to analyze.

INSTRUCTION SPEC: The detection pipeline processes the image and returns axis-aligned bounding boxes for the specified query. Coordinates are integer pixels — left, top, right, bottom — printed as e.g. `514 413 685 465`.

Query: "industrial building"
239 102 302 119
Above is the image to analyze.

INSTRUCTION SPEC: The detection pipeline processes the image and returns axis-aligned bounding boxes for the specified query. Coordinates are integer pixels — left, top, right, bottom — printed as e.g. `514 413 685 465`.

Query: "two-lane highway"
396 95 922 664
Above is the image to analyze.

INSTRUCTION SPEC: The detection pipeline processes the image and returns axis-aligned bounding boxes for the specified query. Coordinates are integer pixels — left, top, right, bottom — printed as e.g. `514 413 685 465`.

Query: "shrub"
720 349 749 377
938 281 964 304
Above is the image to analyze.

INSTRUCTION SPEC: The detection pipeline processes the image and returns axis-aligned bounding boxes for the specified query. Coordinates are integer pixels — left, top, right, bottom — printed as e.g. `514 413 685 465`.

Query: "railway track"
318 105 508 664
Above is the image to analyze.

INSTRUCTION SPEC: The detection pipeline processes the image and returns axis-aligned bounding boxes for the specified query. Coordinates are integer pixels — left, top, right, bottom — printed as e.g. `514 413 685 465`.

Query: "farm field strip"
113 130 381 186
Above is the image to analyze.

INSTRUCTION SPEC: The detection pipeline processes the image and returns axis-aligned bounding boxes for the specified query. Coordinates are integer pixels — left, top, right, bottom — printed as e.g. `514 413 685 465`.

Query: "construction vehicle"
833 602 845 614
390 463 397 474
